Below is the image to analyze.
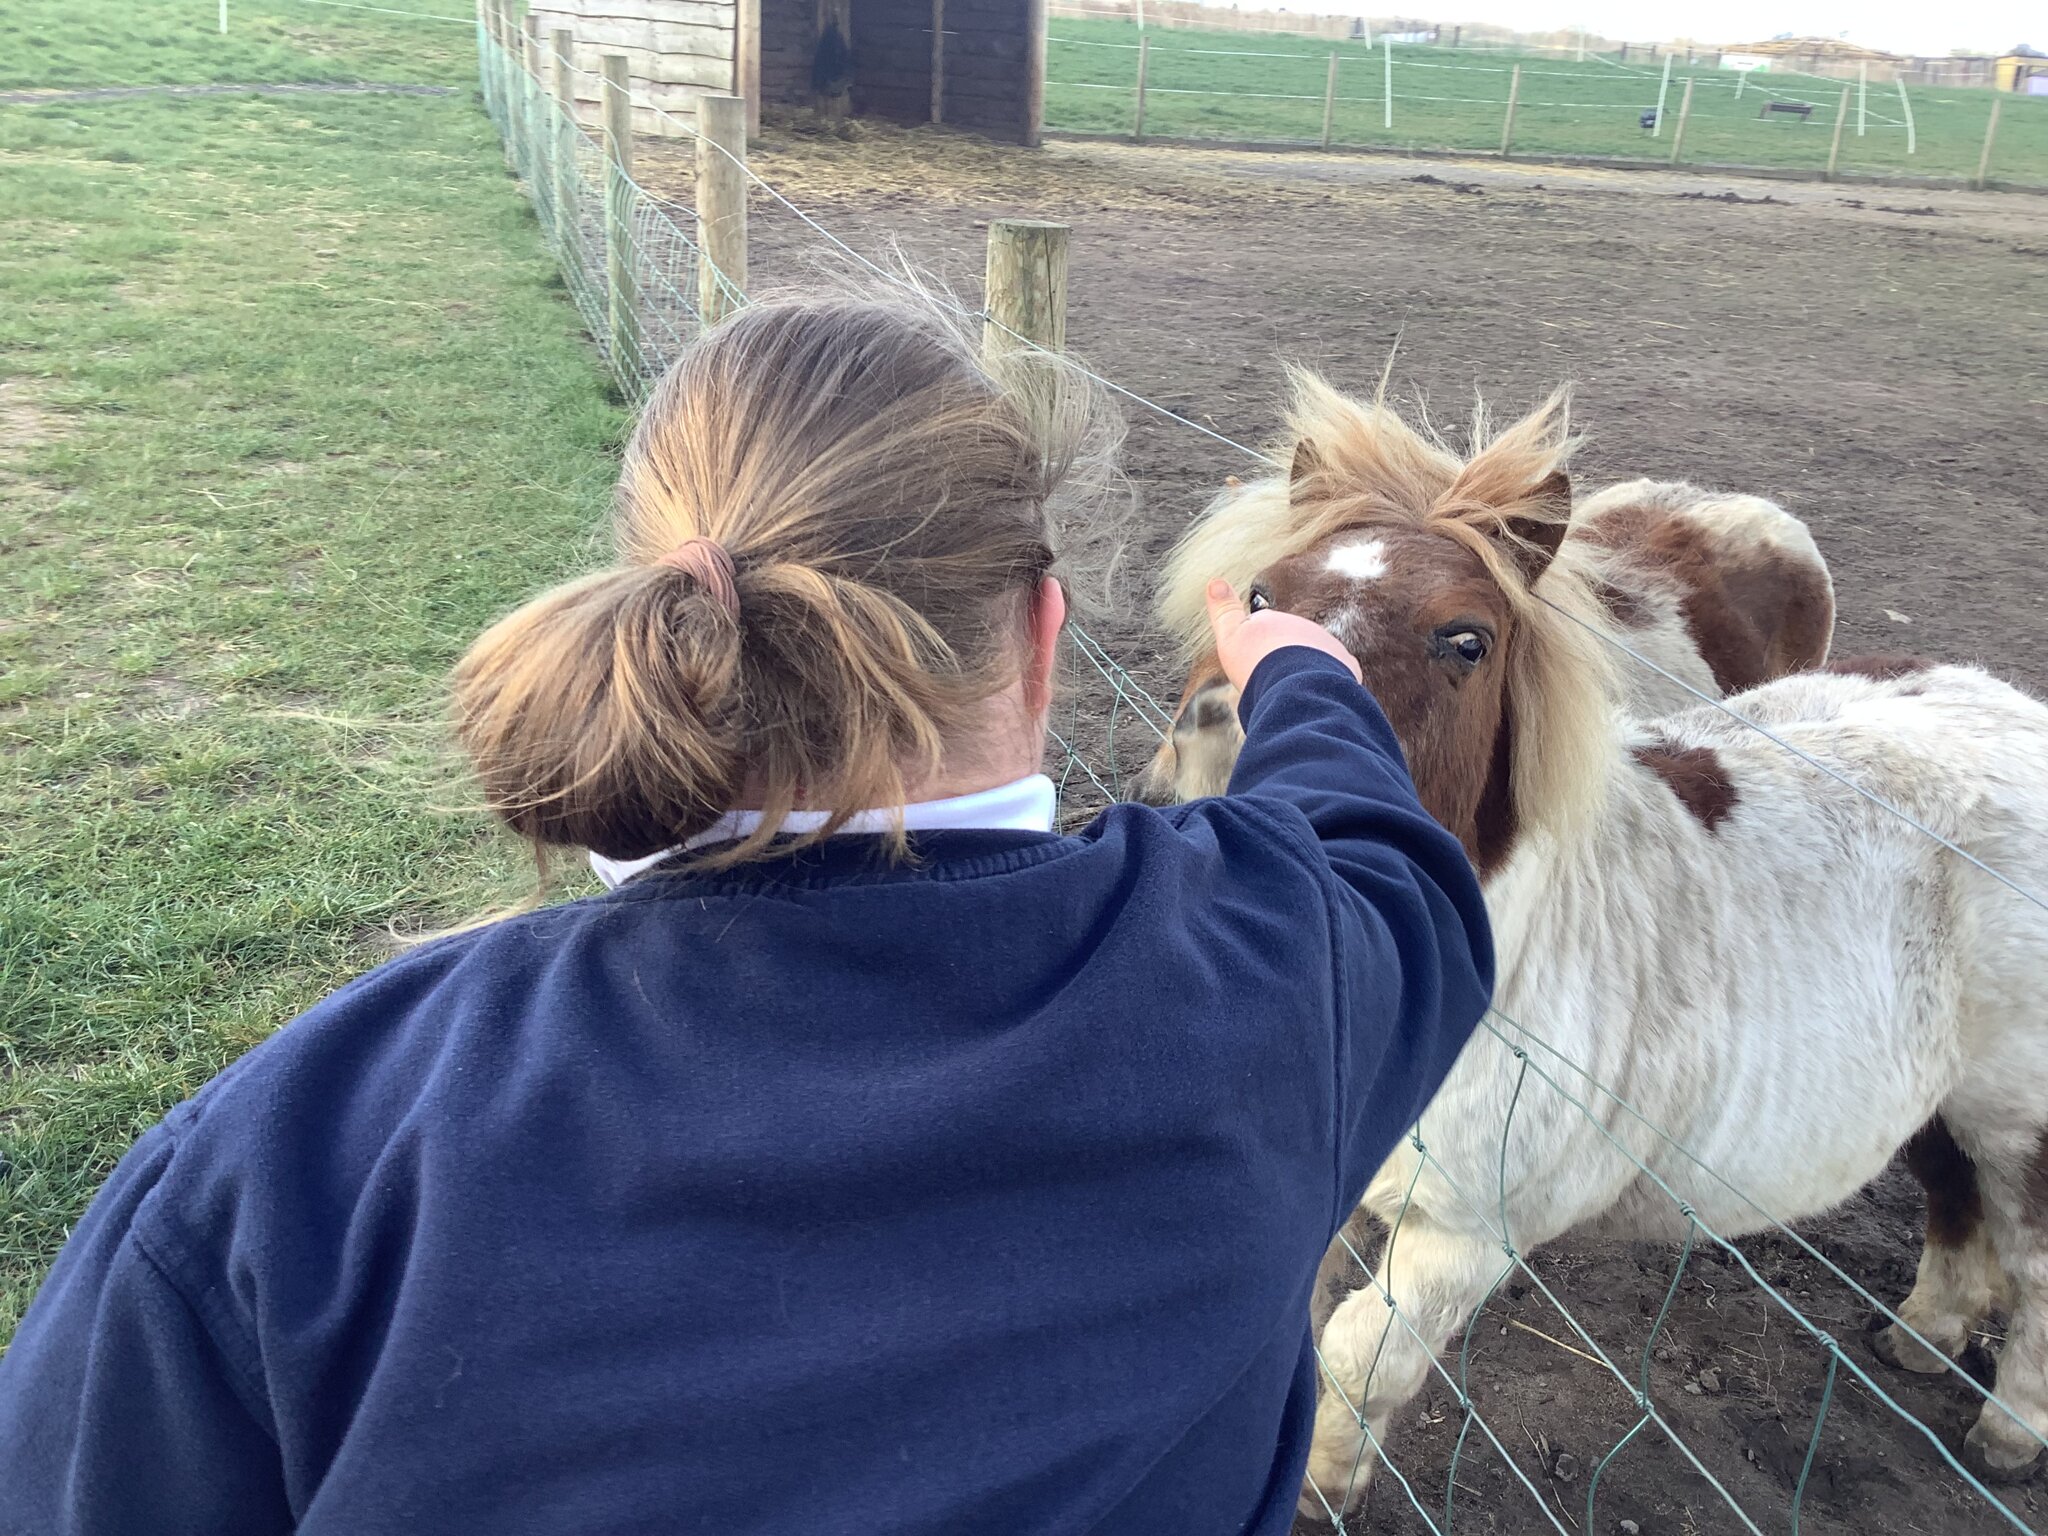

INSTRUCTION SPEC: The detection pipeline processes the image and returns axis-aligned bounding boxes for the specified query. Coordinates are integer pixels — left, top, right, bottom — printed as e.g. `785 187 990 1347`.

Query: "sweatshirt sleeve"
1227 646 1496 1214
0 1123 293 1536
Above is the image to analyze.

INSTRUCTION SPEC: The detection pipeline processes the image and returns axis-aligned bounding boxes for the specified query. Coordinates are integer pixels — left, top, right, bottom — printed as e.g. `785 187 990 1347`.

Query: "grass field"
1 0 623 1339
1045 17 2048 186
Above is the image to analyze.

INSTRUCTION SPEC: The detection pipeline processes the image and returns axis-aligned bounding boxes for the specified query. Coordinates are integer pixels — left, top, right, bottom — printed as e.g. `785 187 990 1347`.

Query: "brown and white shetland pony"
1138 474 1837 805
1156 376 2048 1515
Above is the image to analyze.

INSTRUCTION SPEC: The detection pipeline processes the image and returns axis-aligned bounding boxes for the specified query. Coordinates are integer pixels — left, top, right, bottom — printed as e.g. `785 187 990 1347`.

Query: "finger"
1205 578 1243 649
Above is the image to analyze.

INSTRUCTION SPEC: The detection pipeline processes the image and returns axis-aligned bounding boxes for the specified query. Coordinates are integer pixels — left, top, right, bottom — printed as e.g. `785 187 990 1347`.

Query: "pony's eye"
1446 630 1489 664
1247 586 1273 614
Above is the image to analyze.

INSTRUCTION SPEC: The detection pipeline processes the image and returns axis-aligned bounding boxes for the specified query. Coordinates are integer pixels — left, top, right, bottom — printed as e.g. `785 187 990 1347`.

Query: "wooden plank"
640 50 738 85
640 77 729 105
531 1 731 23
929 0 944 122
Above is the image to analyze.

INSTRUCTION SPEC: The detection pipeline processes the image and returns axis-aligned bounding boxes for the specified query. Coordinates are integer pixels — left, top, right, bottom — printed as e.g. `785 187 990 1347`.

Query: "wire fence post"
600 54 641 391
1667 76 1694 165
1382 35 1392 131
697 94 749 326
1499 62 1520 155
1825 83 1850 179
1897 76 1917 154
1132 34 1148 142
549 29 577 258
930 0 945 123
1857 60 1868 136
1652 51 1671 135
1321 51 1338 149
983 219 1068 359
1976 94 2003 188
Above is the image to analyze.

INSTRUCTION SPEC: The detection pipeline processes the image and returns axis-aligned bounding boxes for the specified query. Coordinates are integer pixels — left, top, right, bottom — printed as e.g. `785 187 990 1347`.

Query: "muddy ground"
645 125 2048 1535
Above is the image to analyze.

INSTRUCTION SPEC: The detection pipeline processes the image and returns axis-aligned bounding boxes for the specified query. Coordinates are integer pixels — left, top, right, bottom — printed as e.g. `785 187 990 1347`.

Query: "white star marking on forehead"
1324 538 1388 582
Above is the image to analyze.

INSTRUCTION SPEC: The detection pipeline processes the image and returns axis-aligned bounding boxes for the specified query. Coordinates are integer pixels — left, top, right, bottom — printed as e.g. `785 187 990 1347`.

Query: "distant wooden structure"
530 0 1046 144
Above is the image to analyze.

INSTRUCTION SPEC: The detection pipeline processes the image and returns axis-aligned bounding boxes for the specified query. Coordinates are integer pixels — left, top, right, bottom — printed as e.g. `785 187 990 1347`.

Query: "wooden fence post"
1381 35 1392 130
983 220 1069 358
495 0 520 167
1133 35 1149 142
1825 84 1850 179
696 94 749 326
1667 76 1694 165
1651 51 1671 135
474 0 495 119
1498 62 1520 155
1975 94 2003 188
600 55 641 387
511 4 533 173
523 23 549 197
1320 52 1338 149
930 0 945 124
1023 0 1046 147
549 30 578 254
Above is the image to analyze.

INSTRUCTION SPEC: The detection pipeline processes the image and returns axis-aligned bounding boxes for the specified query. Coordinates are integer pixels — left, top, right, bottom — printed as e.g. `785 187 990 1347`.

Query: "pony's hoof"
1872 1321 1956 1376
1962 1423 2044 1484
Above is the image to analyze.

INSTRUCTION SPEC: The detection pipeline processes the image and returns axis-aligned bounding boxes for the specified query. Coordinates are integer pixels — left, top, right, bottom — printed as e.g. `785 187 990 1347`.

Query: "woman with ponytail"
0 296 1492 1536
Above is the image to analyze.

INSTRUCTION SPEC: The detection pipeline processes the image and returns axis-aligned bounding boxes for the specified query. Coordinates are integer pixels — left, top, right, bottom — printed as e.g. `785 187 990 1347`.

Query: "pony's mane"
1158 370 1621 846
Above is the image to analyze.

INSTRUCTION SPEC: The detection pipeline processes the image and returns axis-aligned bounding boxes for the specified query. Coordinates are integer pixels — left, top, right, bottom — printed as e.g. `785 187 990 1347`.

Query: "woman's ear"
1025 576 1066 720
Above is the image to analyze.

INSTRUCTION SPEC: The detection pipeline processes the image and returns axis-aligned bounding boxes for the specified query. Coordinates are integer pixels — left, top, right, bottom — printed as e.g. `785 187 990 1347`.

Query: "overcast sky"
1300 2 2036 55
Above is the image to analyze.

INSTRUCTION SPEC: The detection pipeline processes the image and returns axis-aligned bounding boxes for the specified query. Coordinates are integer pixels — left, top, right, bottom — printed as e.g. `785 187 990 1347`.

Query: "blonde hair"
1160 370 1620 844
452 293 1115 869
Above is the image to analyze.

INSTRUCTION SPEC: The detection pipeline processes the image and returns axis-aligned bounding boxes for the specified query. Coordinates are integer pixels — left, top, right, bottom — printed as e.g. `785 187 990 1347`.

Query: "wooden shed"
526 0 1047 144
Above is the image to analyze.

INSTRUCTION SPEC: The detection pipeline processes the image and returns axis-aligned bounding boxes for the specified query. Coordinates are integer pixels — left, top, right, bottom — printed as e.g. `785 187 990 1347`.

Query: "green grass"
1 0 478 89
1045 16 2048 186
1 1 624 1340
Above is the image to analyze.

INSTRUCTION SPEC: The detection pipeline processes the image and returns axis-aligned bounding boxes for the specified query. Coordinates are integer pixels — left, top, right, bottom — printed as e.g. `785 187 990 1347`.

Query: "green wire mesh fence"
473 22 2046 1535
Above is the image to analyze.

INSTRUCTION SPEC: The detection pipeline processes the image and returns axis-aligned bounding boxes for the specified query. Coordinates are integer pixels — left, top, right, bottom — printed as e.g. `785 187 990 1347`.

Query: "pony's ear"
1495 469 1572 582
1289 437 1324 494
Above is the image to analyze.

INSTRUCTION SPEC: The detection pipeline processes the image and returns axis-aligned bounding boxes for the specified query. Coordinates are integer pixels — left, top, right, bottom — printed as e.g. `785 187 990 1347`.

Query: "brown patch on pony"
1630 741 1739 830
1589 577 1652 629
1826 654 1934 683
1906 1116 1984 1249
1471 691 1519 877
1580 505 1832 693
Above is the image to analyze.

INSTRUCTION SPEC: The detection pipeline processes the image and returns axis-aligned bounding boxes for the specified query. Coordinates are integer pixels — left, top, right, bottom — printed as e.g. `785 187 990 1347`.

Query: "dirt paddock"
648 127 2048 1535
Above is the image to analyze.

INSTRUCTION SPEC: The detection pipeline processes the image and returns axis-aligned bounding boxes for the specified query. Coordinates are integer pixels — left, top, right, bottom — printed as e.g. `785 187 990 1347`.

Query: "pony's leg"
1133 678 1240 805
1876 1117 1998 1374
1956 1144 2048 1481
1301 1223 1502 1518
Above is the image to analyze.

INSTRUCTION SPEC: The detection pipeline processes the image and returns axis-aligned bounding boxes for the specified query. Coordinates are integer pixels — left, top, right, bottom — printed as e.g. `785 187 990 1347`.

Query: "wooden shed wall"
527 0 1045 146
528 1 741 137
850 0 1039 142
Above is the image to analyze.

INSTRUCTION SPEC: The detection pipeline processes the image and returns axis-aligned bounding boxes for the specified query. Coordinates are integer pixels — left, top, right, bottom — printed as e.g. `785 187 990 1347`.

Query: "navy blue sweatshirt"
0 649 1492 1536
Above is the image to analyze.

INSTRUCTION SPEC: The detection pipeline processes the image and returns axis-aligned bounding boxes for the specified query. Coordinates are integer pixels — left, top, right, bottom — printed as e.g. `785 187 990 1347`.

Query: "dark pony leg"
1874 1117 2003 1374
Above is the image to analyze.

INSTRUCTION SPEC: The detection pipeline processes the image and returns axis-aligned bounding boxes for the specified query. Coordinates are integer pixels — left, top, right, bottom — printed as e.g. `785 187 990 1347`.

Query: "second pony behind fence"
1153 376 2048 1515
